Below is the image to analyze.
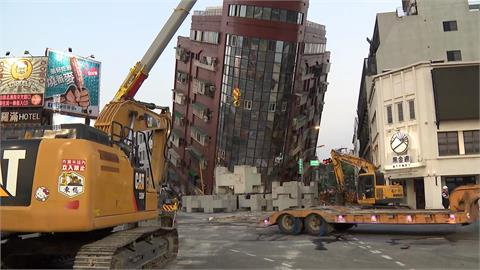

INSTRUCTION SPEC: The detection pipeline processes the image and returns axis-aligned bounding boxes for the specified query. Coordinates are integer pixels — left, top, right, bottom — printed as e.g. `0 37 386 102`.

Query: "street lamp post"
300 143 325 184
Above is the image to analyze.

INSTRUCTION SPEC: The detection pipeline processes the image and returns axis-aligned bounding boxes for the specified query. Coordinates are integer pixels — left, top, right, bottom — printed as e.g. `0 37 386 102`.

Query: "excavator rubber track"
73 226 178 269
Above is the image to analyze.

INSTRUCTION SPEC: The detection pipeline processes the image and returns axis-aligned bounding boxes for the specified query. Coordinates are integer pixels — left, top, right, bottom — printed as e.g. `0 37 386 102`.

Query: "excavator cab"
357 171 403 205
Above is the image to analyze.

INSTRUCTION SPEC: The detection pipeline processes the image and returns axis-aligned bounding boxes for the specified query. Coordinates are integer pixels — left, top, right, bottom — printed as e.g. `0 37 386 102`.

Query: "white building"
368 61 479 209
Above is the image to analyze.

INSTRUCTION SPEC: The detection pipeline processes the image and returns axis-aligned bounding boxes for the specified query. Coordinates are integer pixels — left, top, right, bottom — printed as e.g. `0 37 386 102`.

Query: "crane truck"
0 0 196 268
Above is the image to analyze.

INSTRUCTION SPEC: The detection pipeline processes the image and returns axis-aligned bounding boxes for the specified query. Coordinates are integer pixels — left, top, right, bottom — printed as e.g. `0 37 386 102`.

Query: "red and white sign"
62 159 86 172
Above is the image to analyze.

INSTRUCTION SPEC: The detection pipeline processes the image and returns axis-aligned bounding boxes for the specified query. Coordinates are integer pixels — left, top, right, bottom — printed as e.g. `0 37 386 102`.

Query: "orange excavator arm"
330 149 378 192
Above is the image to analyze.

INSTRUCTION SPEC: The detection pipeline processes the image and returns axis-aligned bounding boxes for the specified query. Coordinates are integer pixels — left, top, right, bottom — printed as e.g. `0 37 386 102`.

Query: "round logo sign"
11 59 33 80
31 94 42 105
390 132 409 154
35 186 50 202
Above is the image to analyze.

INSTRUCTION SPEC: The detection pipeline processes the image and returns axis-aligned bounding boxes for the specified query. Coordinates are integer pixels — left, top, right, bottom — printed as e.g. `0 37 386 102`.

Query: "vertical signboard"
44 49 101 118
0 57 47 107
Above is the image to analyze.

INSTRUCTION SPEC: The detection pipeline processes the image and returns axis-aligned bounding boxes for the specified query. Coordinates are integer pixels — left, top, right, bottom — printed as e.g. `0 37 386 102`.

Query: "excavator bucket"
449 184 480 221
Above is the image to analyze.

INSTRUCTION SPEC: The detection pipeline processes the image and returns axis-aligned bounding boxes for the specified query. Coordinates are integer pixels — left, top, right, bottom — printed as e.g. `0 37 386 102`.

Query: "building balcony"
187 146 207 168
190 126 210 146
169 130 184 148
175 47 190 63
193 56 217 71
167 148 182 167
289 144 302 157
293 115 308 130
193 7 222 16
172 90 187 105
192 78 215 97
192 102 211 122
295 92 308 106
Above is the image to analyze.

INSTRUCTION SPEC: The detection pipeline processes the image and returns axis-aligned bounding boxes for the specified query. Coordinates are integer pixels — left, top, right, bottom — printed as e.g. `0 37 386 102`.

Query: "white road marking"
366 245 372 248
381 255 393 260
358 245 366 249
352 237 359 240
282 263 293 267
396 261 406 266
370 250 382 254
264 258 274 262
359 241 365 244
230 249 240 253
245 252 256 257
348 241 355 245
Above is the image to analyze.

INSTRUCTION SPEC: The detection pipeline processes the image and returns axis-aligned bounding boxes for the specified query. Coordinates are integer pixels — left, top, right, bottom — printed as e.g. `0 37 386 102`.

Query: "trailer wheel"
278 214 303 235
304 214 332 236
333 223 355 232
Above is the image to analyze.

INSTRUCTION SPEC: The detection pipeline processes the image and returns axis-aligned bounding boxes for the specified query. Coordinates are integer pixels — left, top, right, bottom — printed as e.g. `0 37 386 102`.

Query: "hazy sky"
0 0 400 158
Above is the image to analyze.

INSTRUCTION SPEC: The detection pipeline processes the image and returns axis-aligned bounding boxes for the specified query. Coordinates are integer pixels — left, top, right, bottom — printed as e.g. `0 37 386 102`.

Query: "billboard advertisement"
0 57 47 107
44 49 101 118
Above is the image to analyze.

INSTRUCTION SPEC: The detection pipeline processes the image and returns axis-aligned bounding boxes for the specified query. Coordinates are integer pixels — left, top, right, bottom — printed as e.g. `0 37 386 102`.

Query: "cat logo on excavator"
0 149 26 197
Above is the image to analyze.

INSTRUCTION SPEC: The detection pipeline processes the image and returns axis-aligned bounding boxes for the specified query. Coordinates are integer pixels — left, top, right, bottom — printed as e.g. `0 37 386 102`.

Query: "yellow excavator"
330 149 404 206
0 0 196 268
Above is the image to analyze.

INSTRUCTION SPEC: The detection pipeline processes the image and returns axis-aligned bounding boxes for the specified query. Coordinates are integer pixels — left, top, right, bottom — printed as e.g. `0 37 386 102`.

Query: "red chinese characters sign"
0 94 43 107
62 159 86 172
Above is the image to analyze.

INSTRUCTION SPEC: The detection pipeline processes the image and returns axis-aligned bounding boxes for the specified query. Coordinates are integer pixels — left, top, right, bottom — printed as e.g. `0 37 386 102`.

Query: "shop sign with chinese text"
0 108 42 124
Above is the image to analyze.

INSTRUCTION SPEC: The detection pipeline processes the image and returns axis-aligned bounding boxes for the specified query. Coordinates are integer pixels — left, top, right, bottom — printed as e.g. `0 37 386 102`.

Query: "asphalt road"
168 212 479 269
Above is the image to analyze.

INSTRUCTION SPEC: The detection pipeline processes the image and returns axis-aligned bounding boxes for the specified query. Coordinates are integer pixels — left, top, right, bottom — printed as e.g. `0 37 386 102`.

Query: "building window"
408 100 415 120
396 102 404 122
446 50 462 61
244 100 252 110
268 102 276 112
227 4 303 25
445 176 476 192
386 105 393 124
281 101 287 112
437 131 459 156
443 21 458 31
463 130 480 154
468 0 480 11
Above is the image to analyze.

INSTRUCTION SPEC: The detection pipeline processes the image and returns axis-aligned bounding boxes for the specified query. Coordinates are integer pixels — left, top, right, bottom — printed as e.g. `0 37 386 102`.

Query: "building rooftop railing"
193 6 223 16
306 21 325 30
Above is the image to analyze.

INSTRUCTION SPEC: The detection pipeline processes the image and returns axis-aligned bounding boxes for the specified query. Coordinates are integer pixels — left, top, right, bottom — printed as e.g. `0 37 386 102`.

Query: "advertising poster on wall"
44 49 101 118
0 57 47 107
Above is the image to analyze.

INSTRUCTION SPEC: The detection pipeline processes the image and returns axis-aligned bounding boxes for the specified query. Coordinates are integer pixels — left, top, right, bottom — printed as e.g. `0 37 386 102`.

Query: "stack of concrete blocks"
272 181 319 211
215 166 263 194
182 194 237 213
216 166 273 211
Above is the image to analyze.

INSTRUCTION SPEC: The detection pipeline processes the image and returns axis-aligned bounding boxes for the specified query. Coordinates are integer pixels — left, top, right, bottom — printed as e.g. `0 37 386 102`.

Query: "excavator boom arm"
113 0 197 102
330 149 379 192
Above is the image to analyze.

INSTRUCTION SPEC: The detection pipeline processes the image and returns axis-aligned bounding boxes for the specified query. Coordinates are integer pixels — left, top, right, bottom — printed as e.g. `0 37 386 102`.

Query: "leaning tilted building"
168 0 330 194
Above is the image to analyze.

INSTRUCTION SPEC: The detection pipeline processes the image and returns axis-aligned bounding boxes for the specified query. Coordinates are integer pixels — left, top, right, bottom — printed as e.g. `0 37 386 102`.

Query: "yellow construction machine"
330 149 404 206
0 0 196 268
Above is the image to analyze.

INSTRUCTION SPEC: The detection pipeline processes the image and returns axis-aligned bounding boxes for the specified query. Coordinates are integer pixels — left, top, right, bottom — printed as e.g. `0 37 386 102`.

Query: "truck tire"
304 214 331 236
333 223 355 232
278 214 303 235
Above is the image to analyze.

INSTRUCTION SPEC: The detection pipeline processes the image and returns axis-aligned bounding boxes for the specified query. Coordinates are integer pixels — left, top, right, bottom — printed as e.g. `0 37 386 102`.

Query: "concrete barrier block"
215 166 264 194
272 181 302 200
264 194 273 211
272 194 301 211
238 194 267 211
182 195 203 213
183 194 237 213
301 193 318 208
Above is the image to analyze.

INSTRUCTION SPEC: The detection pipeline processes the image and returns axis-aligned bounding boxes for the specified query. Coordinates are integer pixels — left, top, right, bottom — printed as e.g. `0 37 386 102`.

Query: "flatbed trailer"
265 185 480 235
